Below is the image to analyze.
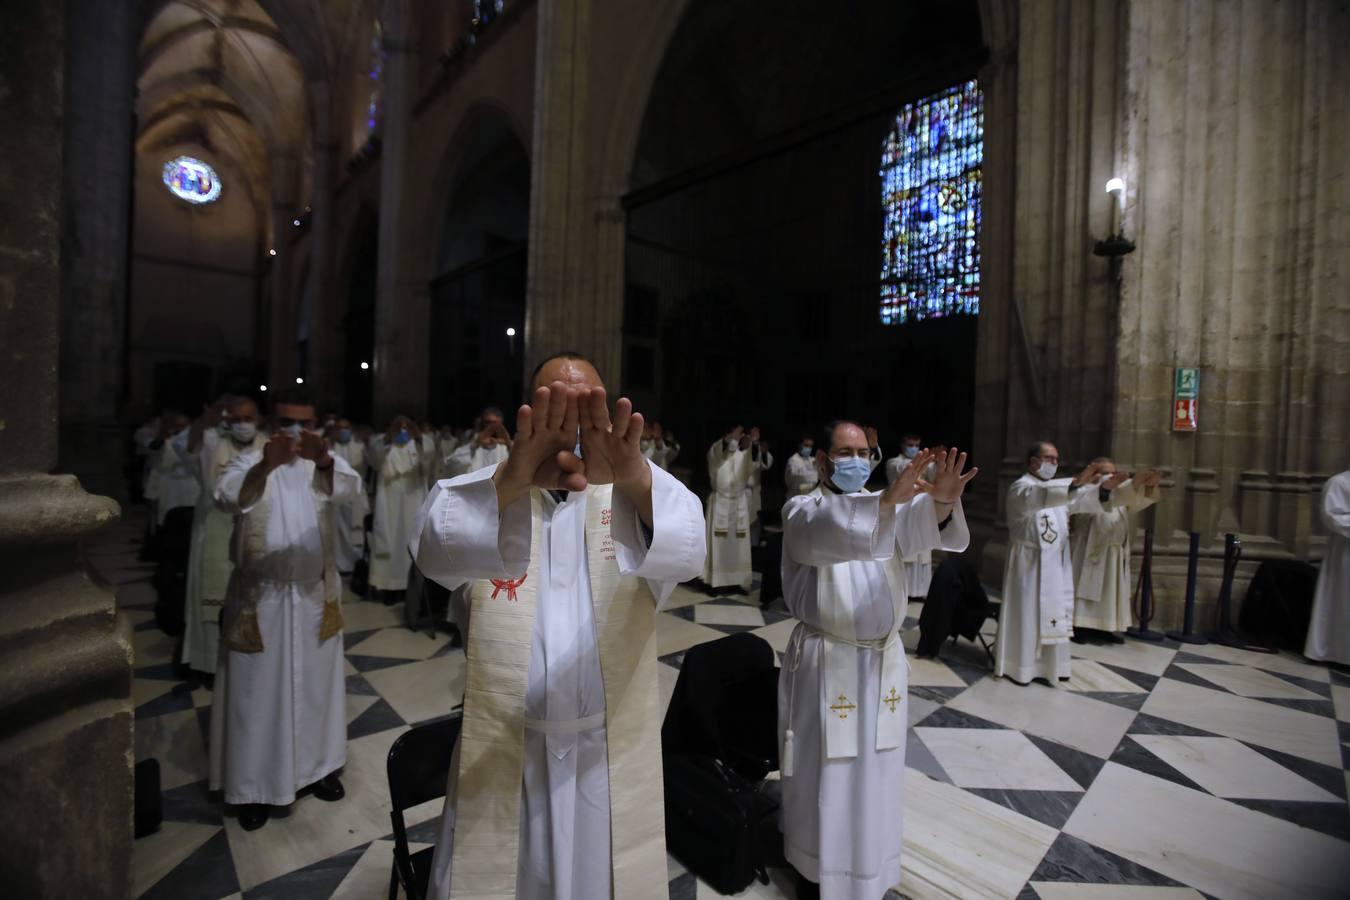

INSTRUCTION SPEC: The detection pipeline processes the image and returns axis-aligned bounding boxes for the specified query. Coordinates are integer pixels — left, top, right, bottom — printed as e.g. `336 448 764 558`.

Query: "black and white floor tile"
106 511 1350 899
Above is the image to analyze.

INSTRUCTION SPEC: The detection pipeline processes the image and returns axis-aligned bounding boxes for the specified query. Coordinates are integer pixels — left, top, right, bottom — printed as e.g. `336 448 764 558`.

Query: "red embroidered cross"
490 574 527 601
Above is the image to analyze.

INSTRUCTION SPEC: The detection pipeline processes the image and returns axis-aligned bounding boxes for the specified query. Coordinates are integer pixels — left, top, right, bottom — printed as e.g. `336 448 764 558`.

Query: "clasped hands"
492 381 650 509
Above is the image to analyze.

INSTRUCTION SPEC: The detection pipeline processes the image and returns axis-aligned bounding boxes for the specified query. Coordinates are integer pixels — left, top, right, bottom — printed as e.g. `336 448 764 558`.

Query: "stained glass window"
473 0 504 29
162 156 221 204
879 79 983 325
365 20 384 137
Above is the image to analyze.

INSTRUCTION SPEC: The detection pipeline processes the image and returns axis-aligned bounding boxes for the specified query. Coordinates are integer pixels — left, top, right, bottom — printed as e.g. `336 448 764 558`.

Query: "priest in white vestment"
412 353 706 900
1070 461 1162 638
209 399 359 831
785 436 820 496
445 407 511 476
181 397 266 677
1305 468 1350 665
704 427 755 591
745 430 774 545
640 422 680 471
996 442 1117 685
327 417 370 573
780 425 975 900
150 414 200 524
368 416 427 595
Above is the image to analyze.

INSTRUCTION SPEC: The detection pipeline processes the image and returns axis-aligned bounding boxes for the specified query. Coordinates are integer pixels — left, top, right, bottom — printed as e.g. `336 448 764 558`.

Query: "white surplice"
208 450 360 805
1306 470 1350 665
369 437 426 590
1070 479 1158 633
444 441 509 477
885 457 940 598
785 452 820 496
150 431 201 524
412 461 705 900
996 474 1102 684
181 430 266 673
640 439 679 472
780 486 968 900
704 440 753 589
329 438 370 572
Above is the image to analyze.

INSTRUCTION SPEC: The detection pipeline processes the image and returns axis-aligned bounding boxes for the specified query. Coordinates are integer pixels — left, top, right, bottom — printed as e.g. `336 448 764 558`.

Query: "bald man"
412 352 706 900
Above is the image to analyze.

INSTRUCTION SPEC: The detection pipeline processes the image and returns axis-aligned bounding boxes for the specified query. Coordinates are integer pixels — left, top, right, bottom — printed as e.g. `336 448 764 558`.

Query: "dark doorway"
344 208 379 423
427 118 530 428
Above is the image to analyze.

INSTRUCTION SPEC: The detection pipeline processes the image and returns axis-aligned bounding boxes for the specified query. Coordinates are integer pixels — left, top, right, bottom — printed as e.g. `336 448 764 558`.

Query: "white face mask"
230 421 257 443
1037 460 1058 480
282 423 303 439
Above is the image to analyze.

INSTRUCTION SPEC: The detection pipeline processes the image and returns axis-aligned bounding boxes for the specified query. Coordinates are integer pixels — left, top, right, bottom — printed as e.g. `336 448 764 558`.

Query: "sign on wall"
1173 367 1199 432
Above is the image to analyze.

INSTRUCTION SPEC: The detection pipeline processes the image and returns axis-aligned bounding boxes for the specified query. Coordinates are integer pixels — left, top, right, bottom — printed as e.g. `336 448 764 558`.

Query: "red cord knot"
489 574 527 601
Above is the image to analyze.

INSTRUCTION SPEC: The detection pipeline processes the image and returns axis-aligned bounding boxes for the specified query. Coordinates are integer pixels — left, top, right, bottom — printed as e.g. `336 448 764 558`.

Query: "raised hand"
865 426 879 448
1102 470 1131 491
263 432 297 470
493 382 585 506
881 448 935 505
578 387 649 492
921 447 979 503
728 425 745 445
749 426 761 444
297 429 329 463
1072 462 1100 486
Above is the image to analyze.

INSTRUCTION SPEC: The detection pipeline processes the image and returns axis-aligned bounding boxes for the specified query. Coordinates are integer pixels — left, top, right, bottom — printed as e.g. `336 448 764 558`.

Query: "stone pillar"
0 2 133 896
1112 0 1350 625
267 164 300 392
373 27 429 423
523 0 628 383
58 0 137 501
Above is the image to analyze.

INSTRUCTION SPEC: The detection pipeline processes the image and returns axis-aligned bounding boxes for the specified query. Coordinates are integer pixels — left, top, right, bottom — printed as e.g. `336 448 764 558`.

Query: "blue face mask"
903 445 920 459
830 456 871 493
393 429 411 446
799 446 813 458
337 429 352 443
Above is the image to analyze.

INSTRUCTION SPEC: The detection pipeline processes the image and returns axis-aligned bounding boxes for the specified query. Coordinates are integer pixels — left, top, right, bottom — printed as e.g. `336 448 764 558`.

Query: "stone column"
1112 0 1350 625
0 2 133 896
58 0 137 501
373 28 429 423
524 0 628 382
267 161 300 392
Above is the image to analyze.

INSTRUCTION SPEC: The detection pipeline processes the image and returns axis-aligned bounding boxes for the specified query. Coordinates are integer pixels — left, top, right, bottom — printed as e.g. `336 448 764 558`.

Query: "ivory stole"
450 485 667 899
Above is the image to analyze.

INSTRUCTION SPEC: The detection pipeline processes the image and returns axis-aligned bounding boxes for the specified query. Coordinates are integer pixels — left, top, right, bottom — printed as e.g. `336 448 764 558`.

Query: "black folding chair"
386 712 461 900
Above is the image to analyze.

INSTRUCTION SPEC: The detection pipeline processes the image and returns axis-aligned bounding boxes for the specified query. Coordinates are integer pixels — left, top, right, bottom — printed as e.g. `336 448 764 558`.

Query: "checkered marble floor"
106 509 1350 899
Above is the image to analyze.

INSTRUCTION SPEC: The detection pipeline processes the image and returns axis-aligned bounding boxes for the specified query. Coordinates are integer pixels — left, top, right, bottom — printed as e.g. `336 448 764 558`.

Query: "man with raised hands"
412 350 706 900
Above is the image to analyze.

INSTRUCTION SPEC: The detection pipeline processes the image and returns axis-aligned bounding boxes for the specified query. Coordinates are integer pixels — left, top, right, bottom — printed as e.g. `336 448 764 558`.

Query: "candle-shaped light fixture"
1105 177 1125 236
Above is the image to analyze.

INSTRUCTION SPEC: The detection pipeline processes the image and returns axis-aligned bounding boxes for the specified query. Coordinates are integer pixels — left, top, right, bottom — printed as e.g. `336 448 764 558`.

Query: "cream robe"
369 438 426 590
411 461 706 900
886 458 940 598
209 450 359 805
1306 470 1350 665
785 452 820 496
747 445 773 520
996 474 1102 684
704 440 753 589
444 441 510 477
329 438 370 572
181 431 266 673
640 439 679 472
780 487 968 900
1070 479 1158 633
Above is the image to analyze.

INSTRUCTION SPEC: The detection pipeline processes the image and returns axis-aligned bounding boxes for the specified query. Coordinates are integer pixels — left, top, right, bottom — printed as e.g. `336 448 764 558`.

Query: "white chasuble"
996 474 1102 684
411 462 706 900
1070 479 1158 633
704 440 753 590
779 486 968 900
1306 470 1350 665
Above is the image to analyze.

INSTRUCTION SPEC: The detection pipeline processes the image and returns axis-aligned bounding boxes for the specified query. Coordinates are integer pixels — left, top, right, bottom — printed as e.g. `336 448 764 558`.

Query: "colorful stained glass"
365 20 384 136
162 156 221 204
879 79 983 325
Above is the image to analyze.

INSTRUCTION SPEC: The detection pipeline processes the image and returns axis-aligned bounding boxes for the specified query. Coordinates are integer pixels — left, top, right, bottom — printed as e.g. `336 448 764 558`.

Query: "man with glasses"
209 393 361 830
779 421 976 900
996 441 1119 685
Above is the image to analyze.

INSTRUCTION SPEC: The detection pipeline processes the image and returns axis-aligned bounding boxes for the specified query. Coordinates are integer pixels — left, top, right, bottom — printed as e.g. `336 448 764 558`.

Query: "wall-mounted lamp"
505 327 516 337
1094 177 1136 260
259 384 268 392
268 248 277 257
295 377 304 385
360 361 370 370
